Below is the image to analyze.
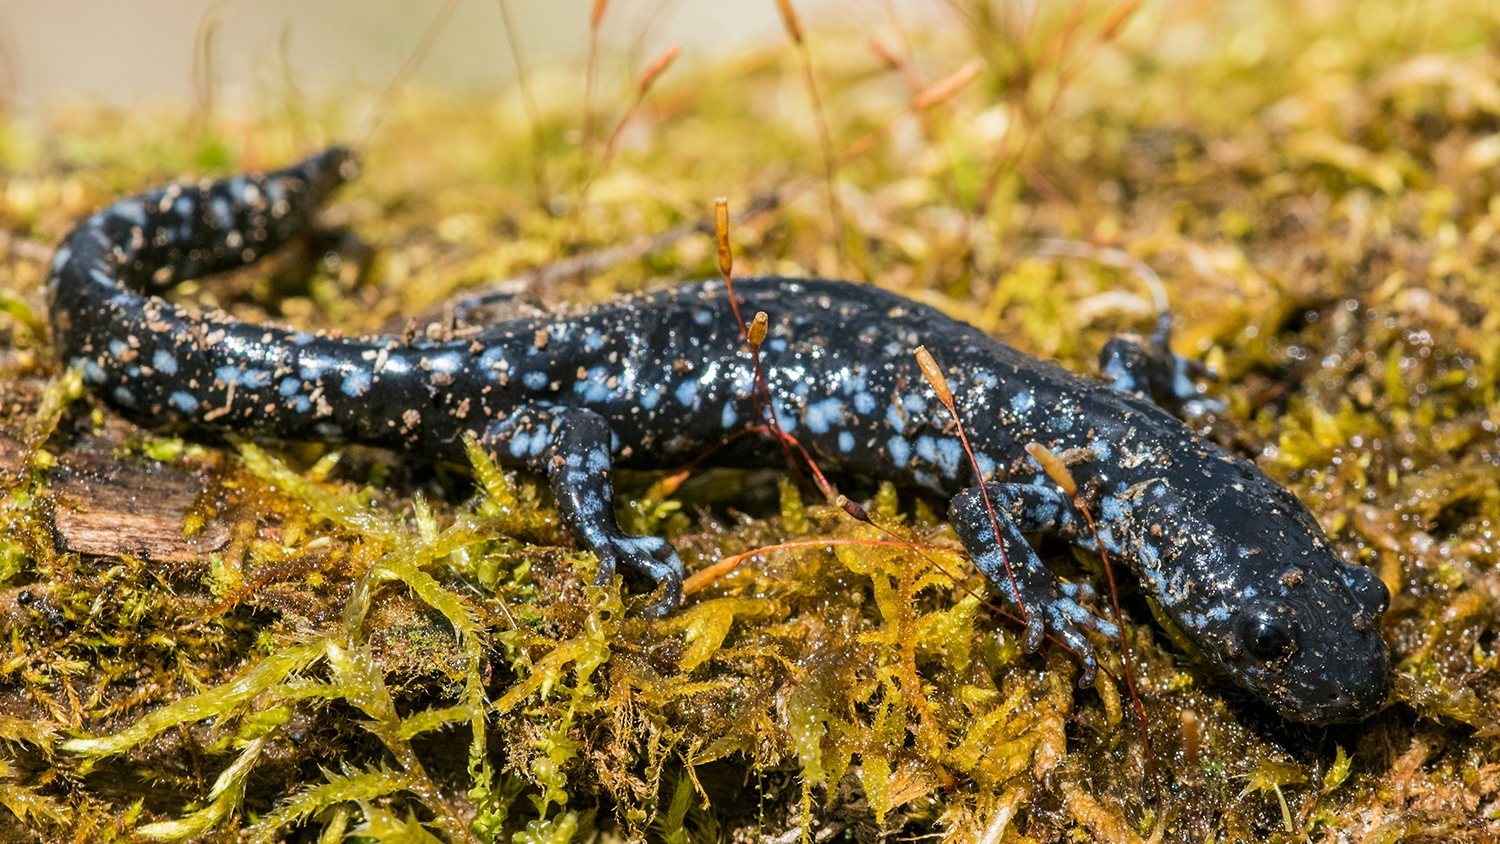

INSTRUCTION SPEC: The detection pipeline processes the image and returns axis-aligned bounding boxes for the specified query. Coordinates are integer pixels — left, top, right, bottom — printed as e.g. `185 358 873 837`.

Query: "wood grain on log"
51 449 229 564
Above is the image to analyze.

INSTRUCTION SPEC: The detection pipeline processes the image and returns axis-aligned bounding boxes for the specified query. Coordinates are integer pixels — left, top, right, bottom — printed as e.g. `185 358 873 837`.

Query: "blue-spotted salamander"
46 148 1391 724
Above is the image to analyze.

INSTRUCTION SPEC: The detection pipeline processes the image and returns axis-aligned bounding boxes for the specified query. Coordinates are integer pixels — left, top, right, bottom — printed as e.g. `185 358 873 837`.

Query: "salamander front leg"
1100 312 1222 416
481 406 684 616
949 483 1119 685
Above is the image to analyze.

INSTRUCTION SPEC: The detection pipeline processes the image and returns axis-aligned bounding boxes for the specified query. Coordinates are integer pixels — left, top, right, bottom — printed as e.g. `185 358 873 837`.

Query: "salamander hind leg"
949 483 1119 686
481 406 684 616
1099 312 1223 416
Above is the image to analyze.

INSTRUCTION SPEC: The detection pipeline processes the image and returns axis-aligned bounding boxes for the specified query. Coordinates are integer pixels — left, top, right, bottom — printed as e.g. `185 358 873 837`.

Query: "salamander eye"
1241 612 1298 661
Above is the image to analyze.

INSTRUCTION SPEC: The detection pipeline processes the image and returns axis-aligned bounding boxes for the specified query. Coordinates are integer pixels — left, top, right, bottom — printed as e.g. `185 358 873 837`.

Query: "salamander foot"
1100 312 1223 416
949 482 1120 687
482 406 685 615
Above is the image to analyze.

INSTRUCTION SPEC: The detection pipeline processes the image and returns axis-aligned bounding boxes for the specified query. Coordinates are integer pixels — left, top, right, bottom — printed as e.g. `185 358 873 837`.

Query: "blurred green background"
0 0 931 106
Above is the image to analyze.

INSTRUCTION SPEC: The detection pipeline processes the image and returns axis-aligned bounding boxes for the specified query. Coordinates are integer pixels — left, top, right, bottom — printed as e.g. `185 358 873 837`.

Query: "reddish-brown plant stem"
915 345 1028 628
1025 440 1161 822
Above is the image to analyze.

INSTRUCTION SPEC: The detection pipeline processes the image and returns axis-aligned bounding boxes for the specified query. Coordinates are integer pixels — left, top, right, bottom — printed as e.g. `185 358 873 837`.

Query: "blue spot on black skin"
82 360 106 384
480 347 508 375
804 398 843 434
210 197 234 228
973 452 995 480
915 435 937 464
300 358 331 379
576 366 612 402
510 431 532 458
523 371 548 390
341 368 372 397
935 439 963 476
888 437 912 468
640 383 665 410
117 200 147 226
885 403 905 432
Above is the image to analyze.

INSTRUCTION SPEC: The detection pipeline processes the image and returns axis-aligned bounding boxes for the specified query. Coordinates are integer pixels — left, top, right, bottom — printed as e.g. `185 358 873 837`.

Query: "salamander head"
1130 477 1391 724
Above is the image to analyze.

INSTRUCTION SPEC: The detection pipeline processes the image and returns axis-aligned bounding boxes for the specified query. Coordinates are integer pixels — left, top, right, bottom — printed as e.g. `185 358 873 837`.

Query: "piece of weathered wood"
51 449 229 564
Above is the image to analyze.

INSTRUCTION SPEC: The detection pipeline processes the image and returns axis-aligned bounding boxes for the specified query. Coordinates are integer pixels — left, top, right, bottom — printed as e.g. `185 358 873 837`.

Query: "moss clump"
3 0 1500 840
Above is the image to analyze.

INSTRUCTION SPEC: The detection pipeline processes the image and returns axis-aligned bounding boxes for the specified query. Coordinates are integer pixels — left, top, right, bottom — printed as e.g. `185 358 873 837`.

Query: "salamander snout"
1149 480 1396 724
1221 579 1392 725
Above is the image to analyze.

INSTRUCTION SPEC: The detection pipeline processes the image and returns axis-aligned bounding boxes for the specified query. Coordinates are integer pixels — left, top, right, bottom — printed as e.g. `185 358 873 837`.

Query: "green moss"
4 0 1500 839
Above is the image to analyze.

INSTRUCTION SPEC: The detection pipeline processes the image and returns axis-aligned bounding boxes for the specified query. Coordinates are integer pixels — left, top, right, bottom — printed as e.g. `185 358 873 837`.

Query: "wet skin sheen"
46 148 1392 724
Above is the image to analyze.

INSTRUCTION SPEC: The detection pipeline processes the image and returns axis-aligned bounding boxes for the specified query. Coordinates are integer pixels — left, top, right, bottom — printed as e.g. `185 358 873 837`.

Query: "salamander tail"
47 147 358 360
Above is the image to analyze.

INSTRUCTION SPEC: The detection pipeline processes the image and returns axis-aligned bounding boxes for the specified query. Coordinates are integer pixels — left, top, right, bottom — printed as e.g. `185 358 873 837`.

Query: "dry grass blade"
569 44 681 236
914 60 983 111
584 0 611 150
359 0 463 146
774 0 844 271
838 60 982 165
1098 0 1141 42
190 2 225 126
496 0 550 203
715 197 733 278
773 0 805 43
636 44 681 94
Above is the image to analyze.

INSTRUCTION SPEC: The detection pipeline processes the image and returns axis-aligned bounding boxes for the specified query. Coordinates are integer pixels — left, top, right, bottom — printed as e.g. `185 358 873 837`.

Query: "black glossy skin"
47 149 1393 724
